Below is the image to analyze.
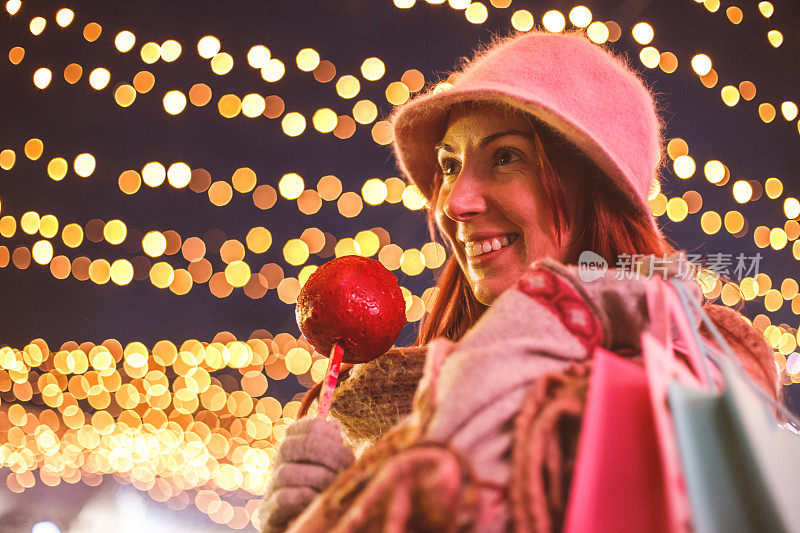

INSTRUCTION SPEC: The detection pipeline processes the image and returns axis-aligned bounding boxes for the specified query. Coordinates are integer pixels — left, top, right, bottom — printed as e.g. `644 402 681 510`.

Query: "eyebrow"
434 129 535 154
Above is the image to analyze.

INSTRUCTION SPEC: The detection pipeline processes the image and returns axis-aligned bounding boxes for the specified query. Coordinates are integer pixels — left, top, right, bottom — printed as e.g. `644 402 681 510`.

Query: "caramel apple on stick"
295 256 406 419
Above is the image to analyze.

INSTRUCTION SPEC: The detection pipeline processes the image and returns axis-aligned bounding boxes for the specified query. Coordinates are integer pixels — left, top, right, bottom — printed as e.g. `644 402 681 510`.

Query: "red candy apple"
296 255 406 363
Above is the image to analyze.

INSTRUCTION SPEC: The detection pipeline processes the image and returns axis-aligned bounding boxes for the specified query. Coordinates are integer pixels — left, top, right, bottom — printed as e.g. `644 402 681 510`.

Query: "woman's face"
434 105 563 305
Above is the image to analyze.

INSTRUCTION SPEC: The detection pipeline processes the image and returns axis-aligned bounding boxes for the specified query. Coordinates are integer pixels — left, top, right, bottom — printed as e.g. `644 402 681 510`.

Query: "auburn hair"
414 106 674 346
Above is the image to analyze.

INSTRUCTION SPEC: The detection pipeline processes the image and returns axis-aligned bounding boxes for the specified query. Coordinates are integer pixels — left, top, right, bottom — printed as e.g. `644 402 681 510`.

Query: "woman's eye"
495 147 521 166
439 158 461 176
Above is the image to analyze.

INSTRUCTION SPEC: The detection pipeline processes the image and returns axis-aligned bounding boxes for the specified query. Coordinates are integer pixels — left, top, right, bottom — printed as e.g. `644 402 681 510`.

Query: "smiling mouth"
464 234 518 258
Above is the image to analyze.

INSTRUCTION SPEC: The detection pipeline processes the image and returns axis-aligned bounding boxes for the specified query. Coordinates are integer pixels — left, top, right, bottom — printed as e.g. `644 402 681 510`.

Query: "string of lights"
2 2 800 530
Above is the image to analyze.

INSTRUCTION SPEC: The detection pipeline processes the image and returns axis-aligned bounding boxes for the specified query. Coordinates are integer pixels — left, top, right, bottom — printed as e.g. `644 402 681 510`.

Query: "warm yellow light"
110 259 134 285
0 149 14 170
336 75 361 98
784 198 800 220
208 181 233 206
283 239 310 266
74 153 96 177
632 22 654 44
765 177 783 199
400 249 425 276
335 238 360 257
46 157 68 180
542 10 566 32
211 52 234 75
758 1 774 17
142 162 166 187
673 155 695 179
115 31 136 53
24 138 43 160
758 103 776 123
279 173 304 200
781 101 798 121
231 167 257 193
690 54 712 76
723 210 744 234
296 48 321 72
140 42 161 64
700 211 722 235
30 17 46 35
83 22 102 42
38 214 58 237
767 30 783 48
261 58 285 82
31 240 53 265
61 223 83 247
7 46 24 65
88 259 111 284
197 36 221 59
639 47 660 69
225 261 251 288
770 228 788 250
241 93 265 118
402 185 427 210
465 2 488 24
312 108 338 133
362 178 388 205
55 8 74 27
281 112 306 137
732 180 753 203
246 227 272 253
149 262 174 288
666 197 688 222
352 99 378 124
703 160 725 184
394 0 416 7
167 162 191 188
19 212 37 237
720 85 740 106
6 0 21 15
142 231 167 257
33 68 52 89
0 215 15 238
88 68 111 90
586 21 609 44
217 94 241 118
160 40 182 62
448 0 469 8
114 84 136 107
659 52 678 73
567 6 592 27
103 219 127 245
354 231 380 257
247 45 270 68
163 90 187 115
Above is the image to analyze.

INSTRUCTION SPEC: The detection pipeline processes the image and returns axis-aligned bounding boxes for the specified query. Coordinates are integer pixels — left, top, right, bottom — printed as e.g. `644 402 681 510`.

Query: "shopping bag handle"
669 280 800 429
645 278 715 390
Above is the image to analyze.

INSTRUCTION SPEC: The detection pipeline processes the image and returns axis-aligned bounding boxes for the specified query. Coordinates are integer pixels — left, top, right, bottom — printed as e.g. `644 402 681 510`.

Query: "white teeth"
465 235 514 257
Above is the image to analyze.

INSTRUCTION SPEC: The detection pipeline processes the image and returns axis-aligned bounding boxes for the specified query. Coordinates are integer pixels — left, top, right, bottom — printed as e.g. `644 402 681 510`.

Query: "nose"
441 165 487 222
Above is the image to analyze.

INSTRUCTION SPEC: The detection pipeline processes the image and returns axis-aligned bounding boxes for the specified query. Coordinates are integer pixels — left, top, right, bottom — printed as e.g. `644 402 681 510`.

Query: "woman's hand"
259 417 355 533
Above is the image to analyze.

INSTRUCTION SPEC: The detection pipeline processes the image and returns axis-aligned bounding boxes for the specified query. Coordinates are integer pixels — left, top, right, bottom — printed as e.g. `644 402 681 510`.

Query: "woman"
260 31 779 532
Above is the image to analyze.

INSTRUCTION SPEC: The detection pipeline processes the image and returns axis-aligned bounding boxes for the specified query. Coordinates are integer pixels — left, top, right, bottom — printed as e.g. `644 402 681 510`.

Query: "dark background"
1 0 799 404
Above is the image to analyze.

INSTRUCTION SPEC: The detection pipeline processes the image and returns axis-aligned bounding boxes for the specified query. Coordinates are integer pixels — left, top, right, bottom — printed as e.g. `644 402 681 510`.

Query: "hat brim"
391 85 654 225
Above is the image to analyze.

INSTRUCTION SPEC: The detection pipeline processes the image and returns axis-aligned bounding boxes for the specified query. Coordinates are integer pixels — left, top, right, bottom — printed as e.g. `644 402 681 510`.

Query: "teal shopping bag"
667 281 800 533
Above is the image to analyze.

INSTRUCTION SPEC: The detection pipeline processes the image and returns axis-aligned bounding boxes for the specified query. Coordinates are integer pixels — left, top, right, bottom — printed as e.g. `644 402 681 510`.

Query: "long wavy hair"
414 105 673 346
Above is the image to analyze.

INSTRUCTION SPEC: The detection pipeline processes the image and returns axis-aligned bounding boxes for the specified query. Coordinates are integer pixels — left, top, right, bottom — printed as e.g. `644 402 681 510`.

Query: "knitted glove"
259 417 355 533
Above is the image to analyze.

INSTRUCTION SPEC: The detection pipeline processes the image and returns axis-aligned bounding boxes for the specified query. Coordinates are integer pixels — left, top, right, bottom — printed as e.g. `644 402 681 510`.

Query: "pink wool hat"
391 31 662 224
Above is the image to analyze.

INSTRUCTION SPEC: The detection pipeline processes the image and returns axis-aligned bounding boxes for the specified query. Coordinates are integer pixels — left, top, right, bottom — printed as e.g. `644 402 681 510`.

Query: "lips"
464 234 518 258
